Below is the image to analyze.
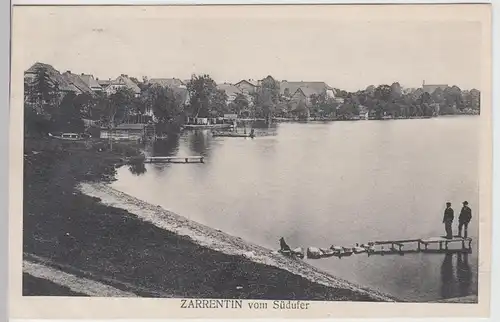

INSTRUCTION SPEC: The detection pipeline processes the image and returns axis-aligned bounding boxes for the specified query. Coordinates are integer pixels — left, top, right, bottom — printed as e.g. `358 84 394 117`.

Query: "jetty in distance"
281 236 473 260
143 156 204 164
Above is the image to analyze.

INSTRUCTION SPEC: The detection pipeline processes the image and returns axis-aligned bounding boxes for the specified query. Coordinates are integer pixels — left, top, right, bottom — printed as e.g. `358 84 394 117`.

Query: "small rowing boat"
48 132 91 141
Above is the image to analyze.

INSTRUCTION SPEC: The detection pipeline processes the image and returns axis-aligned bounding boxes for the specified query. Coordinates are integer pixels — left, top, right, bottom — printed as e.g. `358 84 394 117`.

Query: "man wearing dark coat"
458 201 472 238
443 202 454 239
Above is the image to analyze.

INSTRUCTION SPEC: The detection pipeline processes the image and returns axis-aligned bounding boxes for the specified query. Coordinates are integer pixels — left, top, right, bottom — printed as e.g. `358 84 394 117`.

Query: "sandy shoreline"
78 182 397 302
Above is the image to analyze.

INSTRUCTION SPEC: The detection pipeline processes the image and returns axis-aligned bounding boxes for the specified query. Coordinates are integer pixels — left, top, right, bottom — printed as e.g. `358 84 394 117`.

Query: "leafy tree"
464 89 481 112
51 92 84 132
73 93 94 118
431 87 445 105
374 85 392 102
229 93 249 115
251 75 280 119
186 74 220 118
140 84 183 122
365 85 376 96
443 86 464 111
107 87 135 126
373 85 392 118
30 66 60 115
390 82 402 101
309 92 337 117
211 89 228 117
292 99 309 120
24 102 51 137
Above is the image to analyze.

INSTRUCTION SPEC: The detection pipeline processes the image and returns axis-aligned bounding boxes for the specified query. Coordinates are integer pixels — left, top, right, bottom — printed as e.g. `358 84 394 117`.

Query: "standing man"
443 202 454 239
458 201 472 238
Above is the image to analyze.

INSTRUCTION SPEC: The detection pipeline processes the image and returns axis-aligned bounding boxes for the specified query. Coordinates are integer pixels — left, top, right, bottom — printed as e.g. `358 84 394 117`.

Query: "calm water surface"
112 117 479 301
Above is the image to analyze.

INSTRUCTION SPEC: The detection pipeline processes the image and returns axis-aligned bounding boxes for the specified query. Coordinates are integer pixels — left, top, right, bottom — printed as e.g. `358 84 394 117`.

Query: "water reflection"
128 161 147 176
440 253 455 298
457 253 472 297
440 252 472 299
149 135 181 157
187 130 211 156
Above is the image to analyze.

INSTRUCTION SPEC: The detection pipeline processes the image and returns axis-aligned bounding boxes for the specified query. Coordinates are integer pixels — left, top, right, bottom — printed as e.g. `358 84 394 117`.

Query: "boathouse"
100 123 154 141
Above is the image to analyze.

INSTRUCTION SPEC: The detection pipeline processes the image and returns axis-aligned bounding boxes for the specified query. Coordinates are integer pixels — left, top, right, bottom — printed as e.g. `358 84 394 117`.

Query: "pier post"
445 241 449 250
417 241 421 251
462 240 465 249
439 241 443 250
185 158 188 163
200 157 204 163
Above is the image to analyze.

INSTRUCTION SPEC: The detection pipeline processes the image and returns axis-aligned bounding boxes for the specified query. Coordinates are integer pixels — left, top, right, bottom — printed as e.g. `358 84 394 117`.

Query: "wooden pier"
143 156 204 164
303 236 473 260
372 236 472 252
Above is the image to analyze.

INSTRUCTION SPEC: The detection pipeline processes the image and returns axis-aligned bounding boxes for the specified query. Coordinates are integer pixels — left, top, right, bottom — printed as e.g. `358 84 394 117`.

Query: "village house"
217 83 246 105
147 78 186 88
234 79 260 94
97 79 112 90
282 81 337 114
422 80 448 94
103 74 142 98
61 71 94 96
25 62 81 97
280 81 336 99
100 123 154 141
79 74 103 93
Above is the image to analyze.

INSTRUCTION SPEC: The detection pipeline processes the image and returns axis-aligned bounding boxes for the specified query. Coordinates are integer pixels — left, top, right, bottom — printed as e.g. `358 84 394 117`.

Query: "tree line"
326 83 480 120
24 67 480 137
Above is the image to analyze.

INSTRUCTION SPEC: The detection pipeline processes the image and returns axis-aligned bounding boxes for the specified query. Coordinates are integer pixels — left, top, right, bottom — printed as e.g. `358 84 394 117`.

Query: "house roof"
79 74 102 90
280 81 333 96
217 83 242 97
98 79 112 87
295 87 323 98
148 78 185 88
423 84 448 94
114 75 141 94
61 72 93 95
25 62 77 93
235 79 259 87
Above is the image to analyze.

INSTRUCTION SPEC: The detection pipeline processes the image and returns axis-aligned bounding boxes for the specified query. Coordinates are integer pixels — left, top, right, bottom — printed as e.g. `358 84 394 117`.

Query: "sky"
13 5 485 91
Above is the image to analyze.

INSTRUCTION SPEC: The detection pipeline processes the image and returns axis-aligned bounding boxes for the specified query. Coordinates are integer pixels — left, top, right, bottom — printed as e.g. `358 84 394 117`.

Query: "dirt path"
23 260 138 297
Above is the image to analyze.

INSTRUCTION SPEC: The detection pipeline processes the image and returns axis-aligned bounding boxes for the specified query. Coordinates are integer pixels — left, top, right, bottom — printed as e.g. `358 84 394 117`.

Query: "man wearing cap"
458 201 472 238
443 202 454 239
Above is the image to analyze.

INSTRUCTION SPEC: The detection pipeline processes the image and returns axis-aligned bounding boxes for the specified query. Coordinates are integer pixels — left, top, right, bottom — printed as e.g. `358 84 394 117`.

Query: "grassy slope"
22 138 383 301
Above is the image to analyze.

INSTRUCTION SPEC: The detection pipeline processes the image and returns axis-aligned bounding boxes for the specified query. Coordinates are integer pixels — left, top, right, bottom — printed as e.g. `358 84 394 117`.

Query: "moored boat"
48 132 91 141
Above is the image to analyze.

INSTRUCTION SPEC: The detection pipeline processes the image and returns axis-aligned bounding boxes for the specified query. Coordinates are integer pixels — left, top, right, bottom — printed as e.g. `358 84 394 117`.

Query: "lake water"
111 116 479 302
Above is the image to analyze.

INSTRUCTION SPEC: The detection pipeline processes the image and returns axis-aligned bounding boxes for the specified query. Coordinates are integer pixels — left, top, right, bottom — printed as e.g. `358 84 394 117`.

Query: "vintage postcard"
9 3 492 319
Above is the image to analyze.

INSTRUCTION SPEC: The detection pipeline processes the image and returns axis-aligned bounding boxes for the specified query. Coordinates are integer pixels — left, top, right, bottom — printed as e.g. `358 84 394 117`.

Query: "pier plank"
143 156 205 164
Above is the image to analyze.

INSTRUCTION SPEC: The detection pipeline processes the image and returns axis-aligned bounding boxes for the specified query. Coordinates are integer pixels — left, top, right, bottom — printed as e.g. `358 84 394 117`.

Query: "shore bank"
79 182 395 301
23 138 394 301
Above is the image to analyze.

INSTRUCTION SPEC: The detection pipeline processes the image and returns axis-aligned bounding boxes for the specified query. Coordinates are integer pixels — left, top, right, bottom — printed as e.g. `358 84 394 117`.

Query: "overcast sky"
13 5 485 91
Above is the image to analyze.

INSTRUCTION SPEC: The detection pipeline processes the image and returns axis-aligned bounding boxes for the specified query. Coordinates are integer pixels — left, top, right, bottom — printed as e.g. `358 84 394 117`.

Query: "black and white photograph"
10 3 492 319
